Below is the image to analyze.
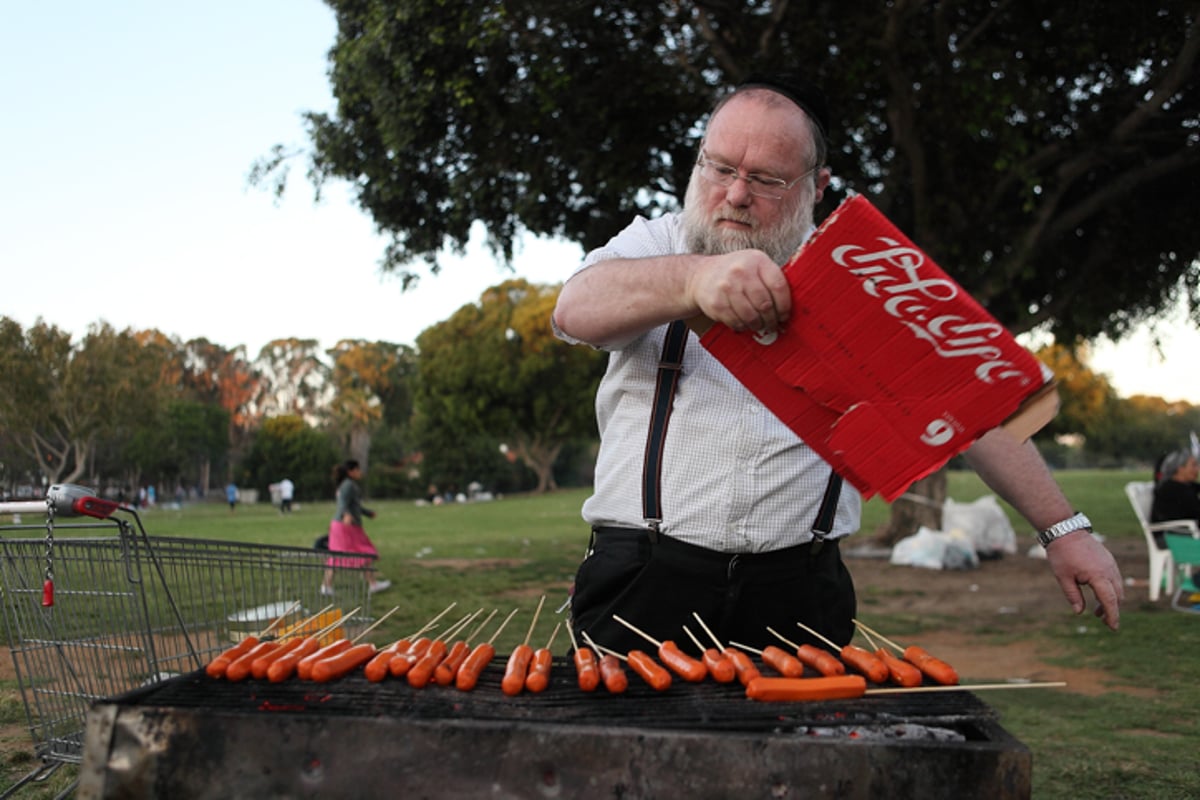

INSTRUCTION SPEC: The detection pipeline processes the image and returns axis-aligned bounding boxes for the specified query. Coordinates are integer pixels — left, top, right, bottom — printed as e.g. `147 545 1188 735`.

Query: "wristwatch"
1037 512 1092 548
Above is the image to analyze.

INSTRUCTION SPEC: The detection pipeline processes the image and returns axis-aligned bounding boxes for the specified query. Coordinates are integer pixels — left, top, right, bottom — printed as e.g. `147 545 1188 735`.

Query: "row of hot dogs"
203 600 967 703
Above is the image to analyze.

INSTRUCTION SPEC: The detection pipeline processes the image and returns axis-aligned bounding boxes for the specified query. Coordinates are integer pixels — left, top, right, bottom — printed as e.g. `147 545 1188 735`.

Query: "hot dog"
573 647 601 692
701 648 737 683
311 643 377 683
206 636 259 679
390 636 434 678
455 642 496 691
434 640 472 686
267 637 322 683
724 647 761 687
840 644 890 684
225 641 279 683
524 647 553 693
364 642 406 683
298 639 353 681
876 648 923 687
745 674 868 702
250 637 306 680
795 644 845 677
657 641 707 683
760 645 805 678
406 640 449 688
597 653 628 694
903 646 959 685
627 649 672 691
501 643 534 696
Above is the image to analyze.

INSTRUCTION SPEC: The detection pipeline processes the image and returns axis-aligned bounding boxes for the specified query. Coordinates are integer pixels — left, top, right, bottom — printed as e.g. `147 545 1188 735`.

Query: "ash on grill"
80 657 1032 799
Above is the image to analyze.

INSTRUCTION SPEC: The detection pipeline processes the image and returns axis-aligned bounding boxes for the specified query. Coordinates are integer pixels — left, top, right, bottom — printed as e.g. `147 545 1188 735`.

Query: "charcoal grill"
79 657 1031 799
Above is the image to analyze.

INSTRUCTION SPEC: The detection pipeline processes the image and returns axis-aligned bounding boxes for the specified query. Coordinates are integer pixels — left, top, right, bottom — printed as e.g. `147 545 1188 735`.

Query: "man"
279 477 295 513
552 74 1123 655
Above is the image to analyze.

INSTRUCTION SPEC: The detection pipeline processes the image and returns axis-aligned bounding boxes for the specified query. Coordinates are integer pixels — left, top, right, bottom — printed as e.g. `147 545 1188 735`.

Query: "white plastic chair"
1124 480 1199 601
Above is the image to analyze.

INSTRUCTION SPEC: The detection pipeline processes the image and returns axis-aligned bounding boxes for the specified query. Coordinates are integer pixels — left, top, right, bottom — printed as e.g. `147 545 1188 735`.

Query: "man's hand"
1045 531 1125 630
686 249 792 335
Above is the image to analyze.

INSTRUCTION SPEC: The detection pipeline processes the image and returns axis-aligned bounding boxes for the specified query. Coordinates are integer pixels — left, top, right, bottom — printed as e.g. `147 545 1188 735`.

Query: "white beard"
680 172 813 266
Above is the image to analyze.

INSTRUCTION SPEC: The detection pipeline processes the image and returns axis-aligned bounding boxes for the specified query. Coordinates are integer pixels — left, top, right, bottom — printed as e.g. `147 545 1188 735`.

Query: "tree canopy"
260 0 1199 345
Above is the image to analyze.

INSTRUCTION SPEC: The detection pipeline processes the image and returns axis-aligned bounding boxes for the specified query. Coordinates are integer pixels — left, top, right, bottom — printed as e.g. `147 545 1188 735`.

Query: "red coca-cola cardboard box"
697 194 1056 501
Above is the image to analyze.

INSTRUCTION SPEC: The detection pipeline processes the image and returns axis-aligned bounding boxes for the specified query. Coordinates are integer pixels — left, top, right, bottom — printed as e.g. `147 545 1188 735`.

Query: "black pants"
570 527 857 656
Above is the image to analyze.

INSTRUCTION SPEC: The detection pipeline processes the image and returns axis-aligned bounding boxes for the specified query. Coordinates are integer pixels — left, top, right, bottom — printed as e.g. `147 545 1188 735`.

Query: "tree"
241 414 341 503
414 279 606 492
326 340 418 474
0 318 165 486
1034 343 1117 438
266 1 1200 535
253 338 332 423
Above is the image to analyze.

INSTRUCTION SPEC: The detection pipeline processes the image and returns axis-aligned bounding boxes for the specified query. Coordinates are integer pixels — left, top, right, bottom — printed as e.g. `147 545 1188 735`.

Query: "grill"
80 658 1031 799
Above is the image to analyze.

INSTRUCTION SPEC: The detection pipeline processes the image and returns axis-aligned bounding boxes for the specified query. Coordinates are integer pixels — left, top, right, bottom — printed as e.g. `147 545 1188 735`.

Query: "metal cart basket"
0 485 375 794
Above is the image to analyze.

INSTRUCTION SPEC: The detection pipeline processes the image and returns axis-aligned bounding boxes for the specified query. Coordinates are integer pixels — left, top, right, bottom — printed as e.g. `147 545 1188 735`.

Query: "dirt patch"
413 558 530 570
844 535 1151 696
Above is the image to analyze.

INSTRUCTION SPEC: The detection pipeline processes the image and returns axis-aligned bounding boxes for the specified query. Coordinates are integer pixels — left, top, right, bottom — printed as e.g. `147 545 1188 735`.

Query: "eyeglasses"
696 150 817 200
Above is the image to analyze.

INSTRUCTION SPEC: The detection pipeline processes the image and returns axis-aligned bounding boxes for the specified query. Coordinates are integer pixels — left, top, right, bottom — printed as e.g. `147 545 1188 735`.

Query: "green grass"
4 469 1196 799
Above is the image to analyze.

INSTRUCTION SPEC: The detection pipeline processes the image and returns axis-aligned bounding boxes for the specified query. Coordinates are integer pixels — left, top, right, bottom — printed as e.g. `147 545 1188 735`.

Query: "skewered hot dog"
455 642 495 691
225 641 279 682
434 640 472 686
876 648 923 687
627 649 672 691
658 641 707 683
745 675 868 702
700 648 737 683
573 647 601 692
407 640 449 688
298 639 353 681
501 643 534 696
267 637 322 683
840 644 890 684
524 647 553 693
365 641 407 683
206 636 259 679
251 637 306 680
390 637 433 678
311 643 377 683
795 644 845 677
597 653 628 694
760 645 805 678
724 647 761 687
903 646 959 685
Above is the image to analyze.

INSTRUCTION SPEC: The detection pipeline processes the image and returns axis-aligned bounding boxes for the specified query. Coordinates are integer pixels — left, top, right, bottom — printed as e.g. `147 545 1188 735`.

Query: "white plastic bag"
943 495 1017 557
890 526 980 570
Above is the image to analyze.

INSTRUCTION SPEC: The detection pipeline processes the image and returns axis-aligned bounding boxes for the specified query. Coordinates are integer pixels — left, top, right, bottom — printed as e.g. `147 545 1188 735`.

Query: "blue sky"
2 1 1197 402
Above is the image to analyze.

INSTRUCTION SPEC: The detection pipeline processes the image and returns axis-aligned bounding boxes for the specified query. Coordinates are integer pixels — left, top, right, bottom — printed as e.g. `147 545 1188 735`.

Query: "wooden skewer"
350 605 404 643
309 607 361 641
727 640 765 656
257 600 304 637
691 612 726 650
485 607 521 646
565 619 584 652
443 609 485 641
519 596 547 648
856 626 882 652
463 609 497 644
581 630 626 662
542 622 562 650
795 620 841 651
868 681 1067 695
852 619 906 654
682 625 707 654
612 614 664 649
765 625 806 652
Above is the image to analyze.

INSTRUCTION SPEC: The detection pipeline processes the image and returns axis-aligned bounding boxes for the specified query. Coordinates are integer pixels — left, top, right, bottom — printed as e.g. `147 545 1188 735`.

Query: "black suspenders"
641 320 842 552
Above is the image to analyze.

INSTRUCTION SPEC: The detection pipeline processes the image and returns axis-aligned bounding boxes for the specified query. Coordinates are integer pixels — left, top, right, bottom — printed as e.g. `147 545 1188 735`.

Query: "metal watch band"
1037 512 1092 548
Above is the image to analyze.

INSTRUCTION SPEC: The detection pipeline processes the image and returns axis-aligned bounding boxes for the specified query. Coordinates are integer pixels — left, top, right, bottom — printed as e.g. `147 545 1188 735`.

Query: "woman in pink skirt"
321 460 391 595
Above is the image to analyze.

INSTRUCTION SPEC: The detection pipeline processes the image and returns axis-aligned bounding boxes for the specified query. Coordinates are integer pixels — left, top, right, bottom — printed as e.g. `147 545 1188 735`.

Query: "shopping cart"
0 484 376 796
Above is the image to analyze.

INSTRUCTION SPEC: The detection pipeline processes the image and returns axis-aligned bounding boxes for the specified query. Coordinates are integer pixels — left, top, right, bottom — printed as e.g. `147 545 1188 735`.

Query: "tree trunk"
872 468 948 546
349 427 372 477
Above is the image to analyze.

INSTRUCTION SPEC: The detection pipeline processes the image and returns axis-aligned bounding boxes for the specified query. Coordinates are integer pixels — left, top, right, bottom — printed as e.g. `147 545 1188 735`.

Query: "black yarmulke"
738 73 830 139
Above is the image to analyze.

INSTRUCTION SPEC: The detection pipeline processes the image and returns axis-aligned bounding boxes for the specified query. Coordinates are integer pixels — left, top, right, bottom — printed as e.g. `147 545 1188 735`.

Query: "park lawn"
4 469 1197 799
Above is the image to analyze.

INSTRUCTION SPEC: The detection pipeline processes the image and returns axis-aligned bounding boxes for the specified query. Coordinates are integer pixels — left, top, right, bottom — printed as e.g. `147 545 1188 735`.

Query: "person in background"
279 477 295 513
225 482 239 512
321 460 390 596
551 72 1124 655
1151 447 1200 593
